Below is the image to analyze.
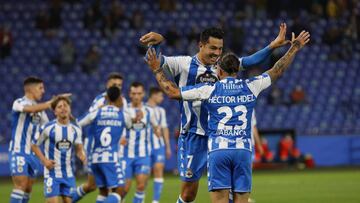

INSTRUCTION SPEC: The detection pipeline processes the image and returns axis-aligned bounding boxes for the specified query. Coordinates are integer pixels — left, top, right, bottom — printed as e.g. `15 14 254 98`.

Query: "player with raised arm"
31 96 86 203
77 86 135 203
119 82 159 203
145 30 310 203
71 72 127 202
146 87 172 203
140 24 289 203
9 76 69 203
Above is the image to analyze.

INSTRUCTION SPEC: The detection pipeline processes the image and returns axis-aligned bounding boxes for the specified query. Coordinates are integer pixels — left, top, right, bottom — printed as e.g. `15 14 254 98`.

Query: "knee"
136 182 147 192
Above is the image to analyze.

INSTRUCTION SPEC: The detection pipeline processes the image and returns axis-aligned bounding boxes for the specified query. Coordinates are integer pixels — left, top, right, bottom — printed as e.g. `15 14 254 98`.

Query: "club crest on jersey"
132 121 146 131
196 72 218 84
56 139 72 151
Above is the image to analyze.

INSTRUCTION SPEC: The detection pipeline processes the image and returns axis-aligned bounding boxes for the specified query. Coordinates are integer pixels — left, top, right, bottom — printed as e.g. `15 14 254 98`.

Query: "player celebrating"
146 87 172 203
9 76 67 203
145 30 310 203
31 96 86 203
140 24 289 203
77 86 135 203
71 72 127 202
120 82 159 203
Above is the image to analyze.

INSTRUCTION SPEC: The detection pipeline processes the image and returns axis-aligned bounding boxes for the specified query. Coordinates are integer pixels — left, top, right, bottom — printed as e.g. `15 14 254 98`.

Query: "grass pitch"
1 168 359 203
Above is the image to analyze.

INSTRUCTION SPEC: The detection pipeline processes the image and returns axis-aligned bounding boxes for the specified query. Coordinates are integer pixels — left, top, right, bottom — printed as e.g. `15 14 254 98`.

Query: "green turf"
1 168 360 202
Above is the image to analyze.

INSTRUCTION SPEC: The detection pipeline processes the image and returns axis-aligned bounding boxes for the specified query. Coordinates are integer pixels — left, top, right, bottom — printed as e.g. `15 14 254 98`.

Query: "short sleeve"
162 56 192 77
12 100 25 112
180 83 216 101
246 73 271 97
77 110 98 127
35 125 49 146
40 112 49 125
74 127 82 145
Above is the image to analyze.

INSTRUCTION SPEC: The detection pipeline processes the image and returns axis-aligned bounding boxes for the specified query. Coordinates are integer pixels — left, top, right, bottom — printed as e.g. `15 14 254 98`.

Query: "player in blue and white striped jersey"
31 96 86 203
77 86 134 203
141 24 290 202
145 29 310 203
72 72 127 203
9 76 70 203
146 87 172 203
119 82 159 203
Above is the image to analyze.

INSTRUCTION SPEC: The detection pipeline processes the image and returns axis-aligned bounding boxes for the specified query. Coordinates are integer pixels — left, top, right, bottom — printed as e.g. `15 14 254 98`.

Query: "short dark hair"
218 53 240 74
107 86 121 102
51 96 71 110
200 27 224 44
130 82 144 89
23 76 43 86
107 72 123 82
149 87 163 97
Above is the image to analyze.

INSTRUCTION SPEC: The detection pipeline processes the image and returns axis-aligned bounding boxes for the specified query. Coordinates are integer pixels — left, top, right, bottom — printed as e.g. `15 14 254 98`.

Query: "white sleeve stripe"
181 85 215 101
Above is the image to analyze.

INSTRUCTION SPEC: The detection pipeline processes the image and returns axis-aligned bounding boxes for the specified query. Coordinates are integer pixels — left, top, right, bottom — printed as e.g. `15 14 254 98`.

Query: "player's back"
90 105 126 163
206 75 269 152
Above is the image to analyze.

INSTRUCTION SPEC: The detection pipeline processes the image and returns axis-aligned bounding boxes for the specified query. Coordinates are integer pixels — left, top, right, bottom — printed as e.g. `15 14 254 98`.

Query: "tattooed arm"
267 31 310 82
145 48 182 100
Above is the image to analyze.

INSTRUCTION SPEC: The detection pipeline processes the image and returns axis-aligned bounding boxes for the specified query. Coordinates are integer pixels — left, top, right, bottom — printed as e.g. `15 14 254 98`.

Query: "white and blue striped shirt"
35 120 82 178
180 73 271 152
78 105 132 163
163 55 247 136
9 96 49 154
147 105 168 150
119 104 157 158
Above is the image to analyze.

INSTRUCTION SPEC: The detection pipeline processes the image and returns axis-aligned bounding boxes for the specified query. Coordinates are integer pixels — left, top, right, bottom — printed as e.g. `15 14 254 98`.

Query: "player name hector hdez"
208 94 255 104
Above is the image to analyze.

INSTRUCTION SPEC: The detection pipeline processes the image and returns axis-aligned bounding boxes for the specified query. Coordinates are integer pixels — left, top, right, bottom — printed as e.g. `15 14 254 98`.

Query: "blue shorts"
178 132 208 182
151 147 166 166
44 177 76 198
9 152 40 178
208 149 252 193
91 162 124 188
122 157 151 179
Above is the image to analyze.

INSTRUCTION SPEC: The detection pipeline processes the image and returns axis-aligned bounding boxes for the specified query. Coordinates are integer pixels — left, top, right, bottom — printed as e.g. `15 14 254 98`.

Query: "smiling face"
199 37 223 65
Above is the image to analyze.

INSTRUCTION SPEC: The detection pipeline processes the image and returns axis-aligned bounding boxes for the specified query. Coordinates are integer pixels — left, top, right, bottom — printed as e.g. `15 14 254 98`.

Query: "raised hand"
140 32 164 46
269 23 290 49
291 31 310 50
145 48 162 72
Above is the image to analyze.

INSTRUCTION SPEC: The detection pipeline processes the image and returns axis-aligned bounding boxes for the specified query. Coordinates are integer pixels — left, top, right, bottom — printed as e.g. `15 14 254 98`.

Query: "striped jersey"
180 73 271 152
9 96 49 154
78 105 131 163
35 120 82 178
119 104 157 158
162 55 246 136
147 104 168 150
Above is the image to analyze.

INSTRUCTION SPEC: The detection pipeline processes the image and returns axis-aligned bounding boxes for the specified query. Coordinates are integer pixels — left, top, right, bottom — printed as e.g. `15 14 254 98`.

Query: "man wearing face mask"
140 24 289 203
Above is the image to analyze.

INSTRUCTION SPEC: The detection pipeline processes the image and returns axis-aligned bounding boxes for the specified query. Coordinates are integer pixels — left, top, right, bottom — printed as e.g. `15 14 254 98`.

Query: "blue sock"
177 195 194 203
229 189 233 203
96 195 106 203
104 193 121 203
72 184 86 202
133 191 145 203
22 192 30 203
152 178 164 203
10 189 24 203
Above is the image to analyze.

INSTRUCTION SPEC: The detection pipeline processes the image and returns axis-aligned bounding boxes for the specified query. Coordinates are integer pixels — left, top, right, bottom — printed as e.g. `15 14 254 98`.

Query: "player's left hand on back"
269 23 290 49
144 48 162 72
